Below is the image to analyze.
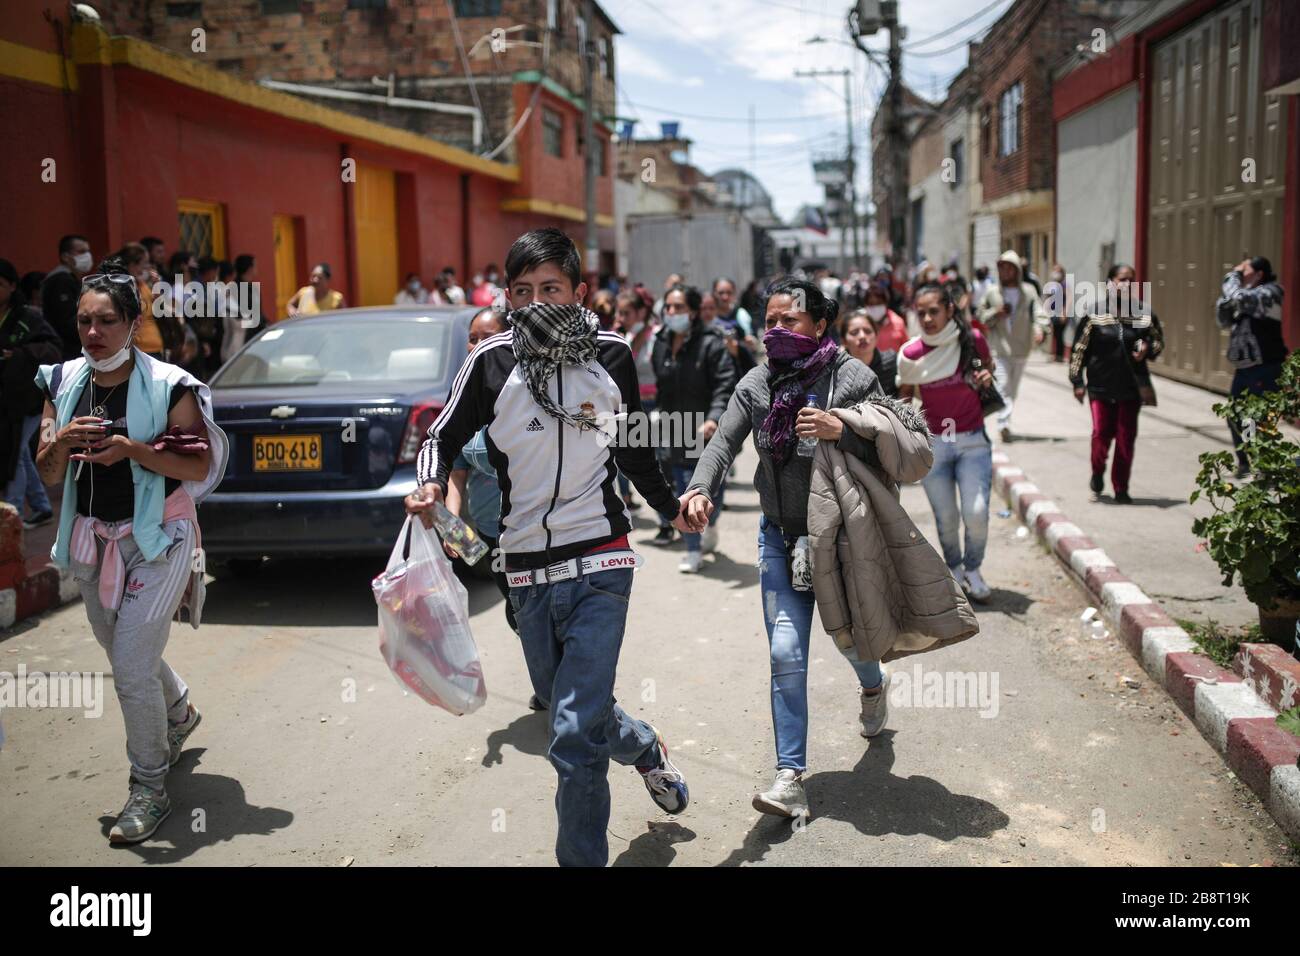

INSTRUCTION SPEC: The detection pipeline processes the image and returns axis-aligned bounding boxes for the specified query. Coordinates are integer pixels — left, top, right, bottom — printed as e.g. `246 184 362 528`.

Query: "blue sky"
603 0 1014 223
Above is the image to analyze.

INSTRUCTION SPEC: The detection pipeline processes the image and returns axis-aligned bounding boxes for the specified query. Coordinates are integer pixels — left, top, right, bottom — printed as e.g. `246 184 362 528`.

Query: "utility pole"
794 67 857 275
582 0 598 283
885 0 907 270
844 68 861 270
851 0 904 270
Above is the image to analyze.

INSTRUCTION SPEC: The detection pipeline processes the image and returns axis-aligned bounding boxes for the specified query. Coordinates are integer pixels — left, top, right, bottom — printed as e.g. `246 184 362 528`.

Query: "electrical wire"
902 0 1011 49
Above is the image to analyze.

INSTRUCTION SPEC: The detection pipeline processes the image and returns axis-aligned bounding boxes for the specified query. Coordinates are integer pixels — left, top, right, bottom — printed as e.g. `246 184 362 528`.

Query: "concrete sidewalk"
997 354 1256 631
990 355 1300 841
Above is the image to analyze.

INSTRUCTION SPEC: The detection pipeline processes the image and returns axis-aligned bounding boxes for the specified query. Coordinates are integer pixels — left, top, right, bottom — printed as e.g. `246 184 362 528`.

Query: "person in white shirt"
395 273 430 305
440 267 466 305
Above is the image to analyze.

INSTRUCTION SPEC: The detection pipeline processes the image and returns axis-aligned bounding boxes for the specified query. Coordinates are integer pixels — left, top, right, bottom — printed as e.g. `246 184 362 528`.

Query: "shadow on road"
481 709 550 768
1083 495 1185 510
697 551 760 590
98 749 293 864
717 733 1008 866
973 588 1035 617
202 557 379 627
611 821 697 866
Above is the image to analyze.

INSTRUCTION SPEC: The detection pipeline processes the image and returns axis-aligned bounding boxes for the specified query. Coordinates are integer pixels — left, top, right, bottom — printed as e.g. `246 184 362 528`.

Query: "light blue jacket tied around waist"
34 348 230 625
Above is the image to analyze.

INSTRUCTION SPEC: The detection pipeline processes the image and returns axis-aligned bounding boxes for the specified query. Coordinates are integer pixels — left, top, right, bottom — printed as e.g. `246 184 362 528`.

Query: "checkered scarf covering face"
507 301 601 430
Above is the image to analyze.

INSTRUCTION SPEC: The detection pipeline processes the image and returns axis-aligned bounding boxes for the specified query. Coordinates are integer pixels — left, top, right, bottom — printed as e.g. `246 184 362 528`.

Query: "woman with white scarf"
34 257 229 845
897 282 997 602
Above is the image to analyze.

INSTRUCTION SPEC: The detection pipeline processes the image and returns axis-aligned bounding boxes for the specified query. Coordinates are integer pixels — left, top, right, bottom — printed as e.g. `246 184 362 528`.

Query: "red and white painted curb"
992 451 1300 842
0 503 78 630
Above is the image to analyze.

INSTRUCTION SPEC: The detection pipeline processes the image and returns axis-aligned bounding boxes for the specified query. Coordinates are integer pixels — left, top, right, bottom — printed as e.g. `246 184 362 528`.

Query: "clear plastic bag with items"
372 516 486 716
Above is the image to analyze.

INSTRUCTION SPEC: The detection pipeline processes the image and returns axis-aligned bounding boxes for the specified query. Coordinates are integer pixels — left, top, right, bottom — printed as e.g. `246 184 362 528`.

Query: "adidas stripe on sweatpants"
72 517 195 791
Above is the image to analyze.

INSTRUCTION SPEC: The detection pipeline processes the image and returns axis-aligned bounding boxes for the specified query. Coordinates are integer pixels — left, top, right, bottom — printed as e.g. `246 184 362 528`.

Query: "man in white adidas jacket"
406 228 698 867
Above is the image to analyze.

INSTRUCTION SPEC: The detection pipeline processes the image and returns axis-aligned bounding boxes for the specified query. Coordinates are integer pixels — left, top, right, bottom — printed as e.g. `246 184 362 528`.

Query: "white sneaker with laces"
752 768 809 818
963 568 991 602
700 525 719 554
678 551 703 573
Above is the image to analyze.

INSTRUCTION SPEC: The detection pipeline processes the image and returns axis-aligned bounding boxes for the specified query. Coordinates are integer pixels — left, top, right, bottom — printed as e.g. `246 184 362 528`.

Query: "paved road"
1 440 1295 866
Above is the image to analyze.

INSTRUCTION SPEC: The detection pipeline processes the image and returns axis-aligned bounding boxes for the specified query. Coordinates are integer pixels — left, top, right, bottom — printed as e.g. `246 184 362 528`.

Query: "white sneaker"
678 551 703 573
752 768 809 818
700 524 719 554
859 669 890 737
963 568 991 602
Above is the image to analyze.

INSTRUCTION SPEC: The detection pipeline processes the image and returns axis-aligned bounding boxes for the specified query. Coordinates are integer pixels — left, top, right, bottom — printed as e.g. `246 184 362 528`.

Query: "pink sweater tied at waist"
70 487 200 612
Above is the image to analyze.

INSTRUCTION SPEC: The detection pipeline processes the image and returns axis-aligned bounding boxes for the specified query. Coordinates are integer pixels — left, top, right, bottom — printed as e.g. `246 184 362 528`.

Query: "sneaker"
636 728 689 814
108 781 171 844
22 510 54 530
1114 491 1132 505
527 694 548 711
623 493 642 512
859 670 890 738
700 524 719 554
167 702 202 766
1089 473 1103 497
678 551 703 574
1233 463 1251 481
999 426 1013 444
963 568 992 602
652 526 676 547
752 768 809 818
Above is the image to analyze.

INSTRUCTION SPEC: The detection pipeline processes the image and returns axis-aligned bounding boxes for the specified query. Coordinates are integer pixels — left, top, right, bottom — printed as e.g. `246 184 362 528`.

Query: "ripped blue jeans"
758 517 882 772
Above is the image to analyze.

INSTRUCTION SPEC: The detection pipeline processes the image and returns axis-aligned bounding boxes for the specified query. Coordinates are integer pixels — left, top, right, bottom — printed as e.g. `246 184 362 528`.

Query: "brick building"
967 0 1138 278
0 0 622 311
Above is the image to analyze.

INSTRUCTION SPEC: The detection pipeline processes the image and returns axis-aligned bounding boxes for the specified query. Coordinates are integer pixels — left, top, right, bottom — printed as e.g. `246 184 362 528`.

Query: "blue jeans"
758 517 882 772
671 462 720 552
508 567 659 867
4 414 51 514
920 428 992 572
1229 362 1283 469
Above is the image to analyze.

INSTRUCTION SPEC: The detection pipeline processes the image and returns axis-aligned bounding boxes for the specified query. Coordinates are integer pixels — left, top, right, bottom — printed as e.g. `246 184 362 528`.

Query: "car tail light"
398 402 443 465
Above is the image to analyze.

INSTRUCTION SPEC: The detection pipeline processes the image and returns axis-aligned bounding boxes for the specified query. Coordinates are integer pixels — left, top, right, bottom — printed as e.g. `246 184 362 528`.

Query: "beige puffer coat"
808 397 979 664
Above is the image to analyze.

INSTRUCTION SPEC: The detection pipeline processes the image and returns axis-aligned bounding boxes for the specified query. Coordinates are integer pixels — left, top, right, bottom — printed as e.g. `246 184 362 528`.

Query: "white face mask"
407 281 421 293
627 321 645 338
865 304 887 320
84 338 134 372
664 313 691 334
73 251 93 274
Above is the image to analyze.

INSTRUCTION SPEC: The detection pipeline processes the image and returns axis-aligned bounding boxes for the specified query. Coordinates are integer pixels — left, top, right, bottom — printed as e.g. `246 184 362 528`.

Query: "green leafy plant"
1177 618 1264 669
1279 706 1300 739
1190 353 1300 611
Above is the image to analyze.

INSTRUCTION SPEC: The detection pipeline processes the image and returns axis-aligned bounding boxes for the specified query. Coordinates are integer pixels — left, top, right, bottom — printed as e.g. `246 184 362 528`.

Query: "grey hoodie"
687 349 883 537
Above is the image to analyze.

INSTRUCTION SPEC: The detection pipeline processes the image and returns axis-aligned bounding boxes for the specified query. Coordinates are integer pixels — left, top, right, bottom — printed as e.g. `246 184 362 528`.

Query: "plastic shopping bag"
372 516 486 716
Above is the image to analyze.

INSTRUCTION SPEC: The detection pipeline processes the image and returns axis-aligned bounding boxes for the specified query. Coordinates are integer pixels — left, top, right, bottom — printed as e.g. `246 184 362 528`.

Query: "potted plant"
1190 352 1300 655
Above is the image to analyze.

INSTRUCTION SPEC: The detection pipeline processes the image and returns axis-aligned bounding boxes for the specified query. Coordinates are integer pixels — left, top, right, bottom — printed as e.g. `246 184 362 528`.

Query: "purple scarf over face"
758 326 839 462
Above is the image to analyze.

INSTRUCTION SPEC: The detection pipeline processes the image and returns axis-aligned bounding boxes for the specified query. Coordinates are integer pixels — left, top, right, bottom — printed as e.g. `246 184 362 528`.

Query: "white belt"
505 550 644 588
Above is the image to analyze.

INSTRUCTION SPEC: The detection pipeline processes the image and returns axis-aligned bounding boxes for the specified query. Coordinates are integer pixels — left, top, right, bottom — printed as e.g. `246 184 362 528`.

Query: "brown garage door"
1147 0 1288 393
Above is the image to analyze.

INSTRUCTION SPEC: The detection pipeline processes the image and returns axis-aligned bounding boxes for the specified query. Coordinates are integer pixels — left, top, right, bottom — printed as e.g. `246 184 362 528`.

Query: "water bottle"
796 393 819 458
431 501 490 565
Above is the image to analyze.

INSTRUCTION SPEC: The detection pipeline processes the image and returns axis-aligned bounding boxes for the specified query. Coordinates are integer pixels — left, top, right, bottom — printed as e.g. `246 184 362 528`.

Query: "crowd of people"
11 220 1287 865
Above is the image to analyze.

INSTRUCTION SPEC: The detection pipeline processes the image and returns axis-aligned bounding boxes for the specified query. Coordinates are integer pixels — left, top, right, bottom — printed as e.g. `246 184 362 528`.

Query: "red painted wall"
512 84 613 218
0 77 86 274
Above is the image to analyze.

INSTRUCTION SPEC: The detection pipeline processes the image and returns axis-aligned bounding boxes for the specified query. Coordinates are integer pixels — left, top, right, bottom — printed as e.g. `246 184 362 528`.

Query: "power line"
620 91 846 125
902 0 1011 49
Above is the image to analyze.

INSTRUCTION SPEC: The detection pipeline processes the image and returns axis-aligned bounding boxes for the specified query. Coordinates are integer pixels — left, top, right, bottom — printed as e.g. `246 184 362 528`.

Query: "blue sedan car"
201 305 477 566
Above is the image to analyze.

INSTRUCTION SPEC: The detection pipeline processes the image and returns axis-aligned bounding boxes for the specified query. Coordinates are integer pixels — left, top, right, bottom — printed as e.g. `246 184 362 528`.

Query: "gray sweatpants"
72 517 195 791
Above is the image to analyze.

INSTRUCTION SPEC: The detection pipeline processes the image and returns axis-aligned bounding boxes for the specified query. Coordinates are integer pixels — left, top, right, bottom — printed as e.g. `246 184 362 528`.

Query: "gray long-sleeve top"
687 348 884 537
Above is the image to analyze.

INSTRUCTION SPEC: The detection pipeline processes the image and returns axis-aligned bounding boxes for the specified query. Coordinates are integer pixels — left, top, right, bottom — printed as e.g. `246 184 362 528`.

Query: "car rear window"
213 318 451 387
